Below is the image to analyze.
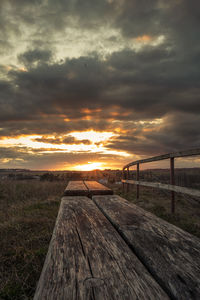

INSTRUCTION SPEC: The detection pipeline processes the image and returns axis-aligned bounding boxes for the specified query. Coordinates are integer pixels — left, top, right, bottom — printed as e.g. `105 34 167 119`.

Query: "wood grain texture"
34 196 169 300
64 181 88 196
84 181 113 196
93 195 200 300
122 179 200 200
64 181 113 197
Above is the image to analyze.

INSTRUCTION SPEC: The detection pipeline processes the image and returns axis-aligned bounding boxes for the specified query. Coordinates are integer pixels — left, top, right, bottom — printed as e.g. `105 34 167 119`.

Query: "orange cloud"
114 128 128 134
5 65 12 71
82 115 92 120
81 108 102 114
136 35 152 43
19 67 27 72
143 128 153 132
110 112 119 117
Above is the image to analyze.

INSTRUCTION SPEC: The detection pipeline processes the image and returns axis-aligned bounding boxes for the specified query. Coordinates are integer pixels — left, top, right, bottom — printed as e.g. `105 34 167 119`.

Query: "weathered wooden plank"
64 181 88 196
93 195 200 300
121 179 200 200
84 181 113 196
34 196 169 300
123 148 200 169
64 181 113 197
34 197 91 300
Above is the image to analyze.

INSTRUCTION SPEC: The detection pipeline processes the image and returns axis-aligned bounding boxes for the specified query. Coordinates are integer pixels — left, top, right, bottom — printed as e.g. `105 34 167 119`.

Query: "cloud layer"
0 0 200 169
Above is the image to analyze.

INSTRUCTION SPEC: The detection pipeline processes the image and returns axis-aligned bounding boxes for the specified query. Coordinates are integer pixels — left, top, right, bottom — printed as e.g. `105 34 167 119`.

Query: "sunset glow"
70 130 115 143
134 34 165 48
1 3 200 298
72 162 104 171
0 1 199 171
136 35 152 42
0 131 115 149
0 130 130 169
0 131 120 154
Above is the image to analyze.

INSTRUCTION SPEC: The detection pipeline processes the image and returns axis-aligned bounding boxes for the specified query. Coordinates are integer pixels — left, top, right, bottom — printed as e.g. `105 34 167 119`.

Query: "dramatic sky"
0 0 200 170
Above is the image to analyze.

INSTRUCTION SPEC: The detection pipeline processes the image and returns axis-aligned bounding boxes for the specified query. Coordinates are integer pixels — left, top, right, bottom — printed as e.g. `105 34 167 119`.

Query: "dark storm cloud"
1 40 200 153
144 113 200 151
1 0 200 48
113 0 163 38
1 54 108 125
18 49 53 67
113 0 200 49
108 112 200 156
0 0 113 50
0 0 200 162
3 43 199 122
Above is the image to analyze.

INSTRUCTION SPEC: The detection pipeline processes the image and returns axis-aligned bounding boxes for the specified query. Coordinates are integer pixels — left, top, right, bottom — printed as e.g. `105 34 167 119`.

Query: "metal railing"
122 148 200 213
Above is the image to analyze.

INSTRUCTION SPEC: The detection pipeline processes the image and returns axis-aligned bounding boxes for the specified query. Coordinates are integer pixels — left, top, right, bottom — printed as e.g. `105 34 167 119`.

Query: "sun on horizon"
71 162 105 171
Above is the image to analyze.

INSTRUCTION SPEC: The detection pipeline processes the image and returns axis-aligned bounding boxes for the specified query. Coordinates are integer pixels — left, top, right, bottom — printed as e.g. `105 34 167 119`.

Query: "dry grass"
0 180 66 300
0 179 199 299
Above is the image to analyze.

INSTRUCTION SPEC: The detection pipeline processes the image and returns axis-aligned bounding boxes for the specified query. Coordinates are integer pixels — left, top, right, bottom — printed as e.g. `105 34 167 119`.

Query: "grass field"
0 179 200 299
0 180 66 300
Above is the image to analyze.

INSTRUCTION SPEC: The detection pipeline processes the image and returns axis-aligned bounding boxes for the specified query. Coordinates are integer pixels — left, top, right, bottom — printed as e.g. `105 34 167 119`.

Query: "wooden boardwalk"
34 181 200 300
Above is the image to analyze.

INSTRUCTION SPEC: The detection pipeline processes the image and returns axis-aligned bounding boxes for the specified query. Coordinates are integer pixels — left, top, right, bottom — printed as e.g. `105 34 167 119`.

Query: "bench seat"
64 180 113 197
93 195 200 299
34 183 200 299
34 196 168 299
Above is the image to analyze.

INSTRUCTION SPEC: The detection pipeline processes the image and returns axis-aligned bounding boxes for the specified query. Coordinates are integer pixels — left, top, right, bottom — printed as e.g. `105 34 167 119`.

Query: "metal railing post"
122 149 200 213
136 163 139 199
122 168 125 193
127 167 130 193
170 157 175 213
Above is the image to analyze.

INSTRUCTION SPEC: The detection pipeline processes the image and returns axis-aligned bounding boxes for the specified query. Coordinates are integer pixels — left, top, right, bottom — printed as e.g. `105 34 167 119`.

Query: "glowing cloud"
133 35 165 50
136 35 152 42
0 131 130 160
70 130 115 144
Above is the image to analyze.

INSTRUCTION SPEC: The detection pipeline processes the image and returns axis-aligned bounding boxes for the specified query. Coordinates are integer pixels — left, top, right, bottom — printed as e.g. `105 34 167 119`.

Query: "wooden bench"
34 196 168 299
34 182 200 299
93 195 200 299
64 180 113 197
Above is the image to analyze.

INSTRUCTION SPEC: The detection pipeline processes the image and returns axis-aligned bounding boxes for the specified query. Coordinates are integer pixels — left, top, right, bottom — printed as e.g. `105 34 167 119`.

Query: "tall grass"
0 180 66 300
0 179 199 299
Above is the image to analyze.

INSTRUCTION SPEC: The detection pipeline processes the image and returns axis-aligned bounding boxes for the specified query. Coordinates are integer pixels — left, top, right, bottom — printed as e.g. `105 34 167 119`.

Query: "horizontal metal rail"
122 180 200 201
122 148 200 213
123 148 200 170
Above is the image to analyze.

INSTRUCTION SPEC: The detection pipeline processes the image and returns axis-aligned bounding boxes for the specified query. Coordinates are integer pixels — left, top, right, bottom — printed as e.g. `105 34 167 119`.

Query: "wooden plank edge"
63 190 89 196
